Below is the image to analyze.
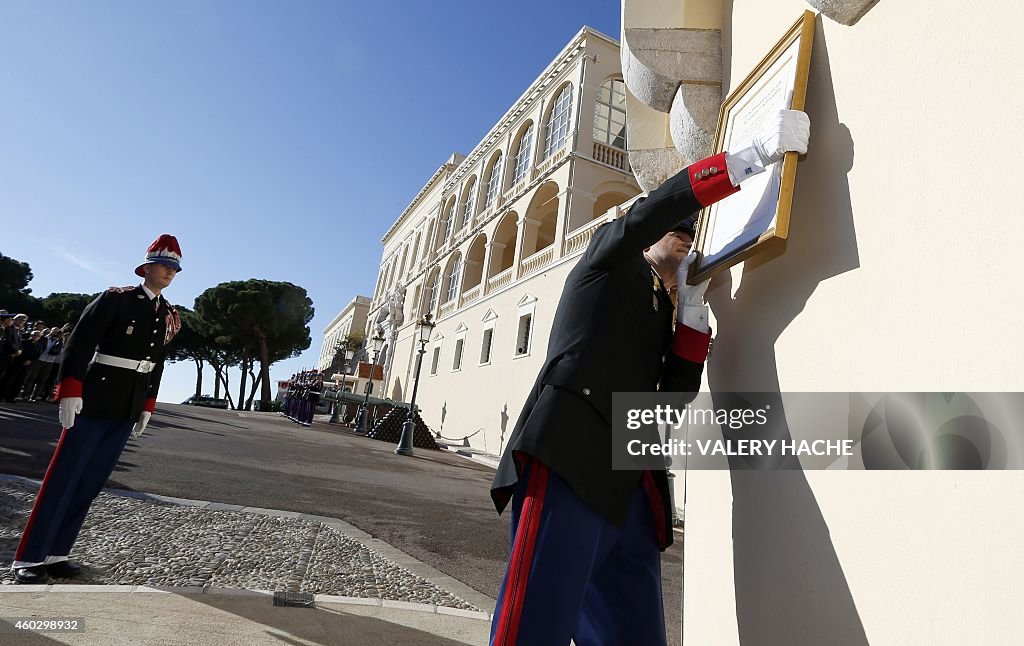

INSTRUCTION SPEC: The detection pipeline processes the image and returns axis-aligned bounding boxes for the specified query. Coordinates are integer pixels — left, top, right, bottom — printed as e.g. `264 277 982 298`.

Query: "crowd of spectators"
0 309 71 404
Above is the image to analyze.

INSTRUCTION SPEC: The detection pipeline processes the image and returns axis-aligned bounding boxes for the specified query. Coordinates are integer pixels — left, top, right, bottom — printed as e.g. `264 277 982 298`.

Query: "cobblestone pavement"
0 481 479 611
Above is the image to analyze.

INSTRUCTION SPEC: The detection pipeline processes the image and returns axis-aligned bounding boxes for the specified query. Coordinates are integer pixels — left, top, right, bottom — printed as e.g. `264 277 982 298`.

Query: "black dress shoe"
45 560 81 578
14 565 50 584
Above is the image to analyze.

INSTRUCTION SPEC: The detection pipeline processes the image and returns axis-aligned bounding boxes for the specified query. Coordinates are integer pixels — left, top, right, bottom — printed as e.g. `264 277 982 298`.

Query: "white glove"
58 397 83 429
725 109 810 185
132 411 152 438
676 252 711 333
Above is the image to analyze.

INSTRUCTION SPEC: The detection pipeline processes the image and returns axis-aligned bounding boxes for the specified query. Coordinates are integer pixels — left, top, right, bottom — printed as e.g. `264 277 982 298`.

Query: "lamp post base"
667 469 681 526
355 407 367 434
395 419 415 456
329 403 340 424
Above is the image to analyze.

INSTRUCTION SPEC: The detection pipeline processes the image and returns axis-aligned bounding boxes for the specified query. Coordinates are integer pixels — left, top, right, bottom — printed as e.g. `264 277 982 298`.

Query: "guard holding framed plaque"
488 114 810 644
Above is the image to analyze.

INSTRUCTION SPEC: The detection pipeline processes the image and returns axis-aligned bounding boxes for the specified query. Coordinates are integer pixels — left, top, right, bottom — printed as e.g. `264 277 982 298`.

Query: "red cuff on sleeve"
144 398 156 414
56 377 83 399
672 324 712 364
688 152 739 207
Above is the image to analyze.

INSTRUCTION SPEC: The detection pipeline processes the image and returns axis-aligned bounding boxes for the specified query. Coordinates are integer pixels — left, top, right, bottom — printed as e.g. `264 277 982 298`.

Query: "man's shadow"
703 18 869 645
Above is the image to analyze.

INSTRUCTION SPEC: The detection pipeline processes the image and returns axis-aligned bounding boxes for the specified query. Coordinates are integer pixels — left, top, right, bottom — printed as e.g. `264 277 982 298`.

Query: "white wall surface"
683 2 1024 644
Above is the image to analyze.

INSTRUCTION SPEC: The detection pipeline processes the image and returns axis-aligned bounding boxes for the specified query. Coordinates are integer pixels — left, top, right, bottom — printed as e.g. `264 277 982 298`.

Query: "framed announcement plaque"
689 10 815 284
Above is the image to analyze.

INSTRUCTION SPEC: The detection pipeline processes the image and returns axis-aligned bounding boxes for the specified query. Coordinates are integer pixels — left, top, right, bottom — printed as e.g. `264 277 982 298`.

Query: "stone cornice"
374 26 622 300
389 150 576 298
806 0 881 26
323 295 371 334
442 26 619 192
380 156 462 244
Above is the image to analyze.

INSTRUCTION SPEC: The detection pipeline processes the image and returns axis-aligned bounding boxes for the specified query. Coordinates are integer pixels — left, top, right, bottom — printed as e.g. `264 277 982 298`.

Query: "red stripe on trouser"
14 427 70 561
641 470 668 550
493 461 550 646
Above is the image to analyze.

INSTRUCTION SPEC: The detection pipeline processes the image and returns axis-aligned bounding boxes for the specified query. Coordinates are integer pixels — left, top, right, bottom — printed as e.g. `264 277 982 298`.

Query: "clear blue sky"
0 0 621 404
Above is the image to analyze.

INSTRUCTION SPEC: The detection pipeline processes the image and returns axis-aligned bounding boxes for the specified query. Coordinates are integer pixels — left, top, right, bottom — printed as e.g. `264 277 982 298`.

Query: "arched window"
411 231 421 267
373 268 385 300
398 246 408 278
427 270 441 314
460 178 477 229
445 256 462 303
442 199 456 243
543 85 573 158
425 220 436 258
484 153 502 210
594 78 627 149
512 123 534 185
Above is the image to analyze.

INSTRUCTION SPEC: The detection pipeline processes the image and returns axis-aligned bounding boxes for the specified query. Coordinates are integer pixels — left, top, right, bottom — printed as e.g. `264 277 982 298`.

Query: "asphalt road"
0 402 684 643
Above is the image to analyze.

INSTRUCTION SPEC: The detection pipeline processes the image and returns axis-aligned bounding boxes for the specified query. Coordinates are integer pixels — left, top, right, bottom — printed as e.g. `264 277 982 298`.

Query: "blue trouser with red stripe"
14 415 134 566
490 459 667 646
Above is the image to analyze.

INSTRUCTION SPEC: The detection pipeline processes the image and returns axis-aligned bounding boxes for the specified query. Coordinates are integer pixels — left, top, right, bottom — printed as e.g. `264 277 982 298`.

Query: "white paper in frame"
689 11 815 284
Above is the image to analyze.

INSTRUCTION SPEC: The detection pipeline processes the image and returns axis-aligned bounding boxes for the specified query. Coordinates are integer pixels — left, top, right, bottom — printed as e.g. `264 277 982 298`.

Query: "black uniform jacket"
22 337 46 362
491 155 736 550
1 325 22 357
57 285 179 422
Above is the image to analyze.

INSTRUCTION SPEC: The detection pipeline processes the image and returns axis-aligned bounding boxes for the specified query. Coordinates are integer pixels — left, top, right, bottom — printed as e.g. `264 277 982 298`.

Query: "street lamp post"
395 314 435 456
329 349 355 424
664 421 683 527
355 333 386 434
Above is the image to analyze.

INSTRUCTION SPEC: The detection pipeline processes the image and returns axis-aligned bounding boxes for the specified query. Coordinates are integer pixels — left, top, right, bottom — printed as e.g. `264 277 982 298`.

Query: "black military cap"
671 216 698 238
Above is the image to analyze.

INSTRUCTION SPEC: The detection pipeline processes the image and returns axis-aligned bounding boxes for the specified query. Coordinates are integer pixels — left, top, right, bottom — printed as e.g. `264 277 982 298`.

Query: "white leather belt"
93 352 156 374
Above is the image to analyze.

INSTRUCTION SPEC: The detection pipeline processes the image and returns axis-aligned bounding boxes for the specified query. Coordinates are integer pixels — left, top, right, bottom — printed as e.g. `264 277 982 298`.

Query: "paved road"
0 402 684 643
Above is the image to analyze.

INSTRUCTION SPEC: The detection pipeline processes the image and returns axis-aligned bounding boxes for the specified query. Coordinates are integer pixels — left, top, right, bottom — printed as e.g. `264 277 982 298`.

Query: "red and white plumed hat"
135 234 183 277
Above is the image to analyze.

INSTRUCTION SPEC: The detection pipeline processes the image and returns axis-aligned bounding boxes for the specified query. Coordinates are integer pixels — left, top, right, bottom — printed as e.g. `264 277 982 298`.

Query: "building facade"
621 0 1024 643
317 295 371 373
365 27 640 455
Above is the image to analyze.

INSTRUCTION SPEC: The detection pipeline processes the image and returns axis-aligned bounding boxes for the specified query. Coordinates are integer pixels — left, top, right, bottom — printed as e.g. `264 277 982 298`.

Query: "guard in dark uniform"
302 371 323 426
282 373 296 419
313 372 324 423
298 372 311 424
287 371 306 423
489 110 810 645
11 234 183 583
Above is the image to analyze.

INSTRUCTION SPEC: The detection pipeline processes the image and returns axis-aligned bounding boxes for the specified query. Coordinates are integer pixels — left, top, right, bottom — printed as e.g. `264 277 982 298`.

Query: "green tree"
340 330 366 355
327 330 365 377
41 292 97 326
194 280 313 410
166 307 217 399
0 253 43 318
0 253 33 299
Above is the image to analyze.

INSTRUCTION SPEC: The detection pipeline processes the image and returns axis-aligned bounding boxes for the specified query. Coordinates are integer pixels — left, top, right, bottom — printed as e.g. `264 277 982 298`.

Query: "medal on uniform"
126 325 134 335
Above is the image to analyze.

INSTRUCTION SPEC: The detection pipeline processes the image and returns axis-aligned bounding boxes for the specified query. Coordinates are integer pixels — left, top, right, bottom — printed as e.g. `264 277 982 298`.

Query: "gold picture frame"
688 10 816 285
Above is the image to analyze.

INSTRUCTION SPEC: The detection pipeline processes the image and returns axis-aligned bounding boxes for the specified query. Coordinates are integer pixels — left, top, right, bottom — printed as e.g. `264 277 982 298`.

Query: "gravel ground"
0 481 478 610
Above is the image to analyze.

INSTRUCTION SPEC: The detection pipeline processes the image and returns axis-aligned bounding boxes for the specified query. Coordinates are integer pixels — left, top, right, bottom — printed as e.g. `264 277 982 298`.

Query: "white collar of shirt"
140 284 159 301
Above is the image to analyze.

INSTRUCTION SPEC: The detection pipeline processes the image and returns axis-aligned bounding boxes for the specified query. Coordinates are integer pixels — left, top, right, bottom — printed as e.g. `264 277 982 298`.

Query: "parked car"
253 399 283 413
181 395 230 409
